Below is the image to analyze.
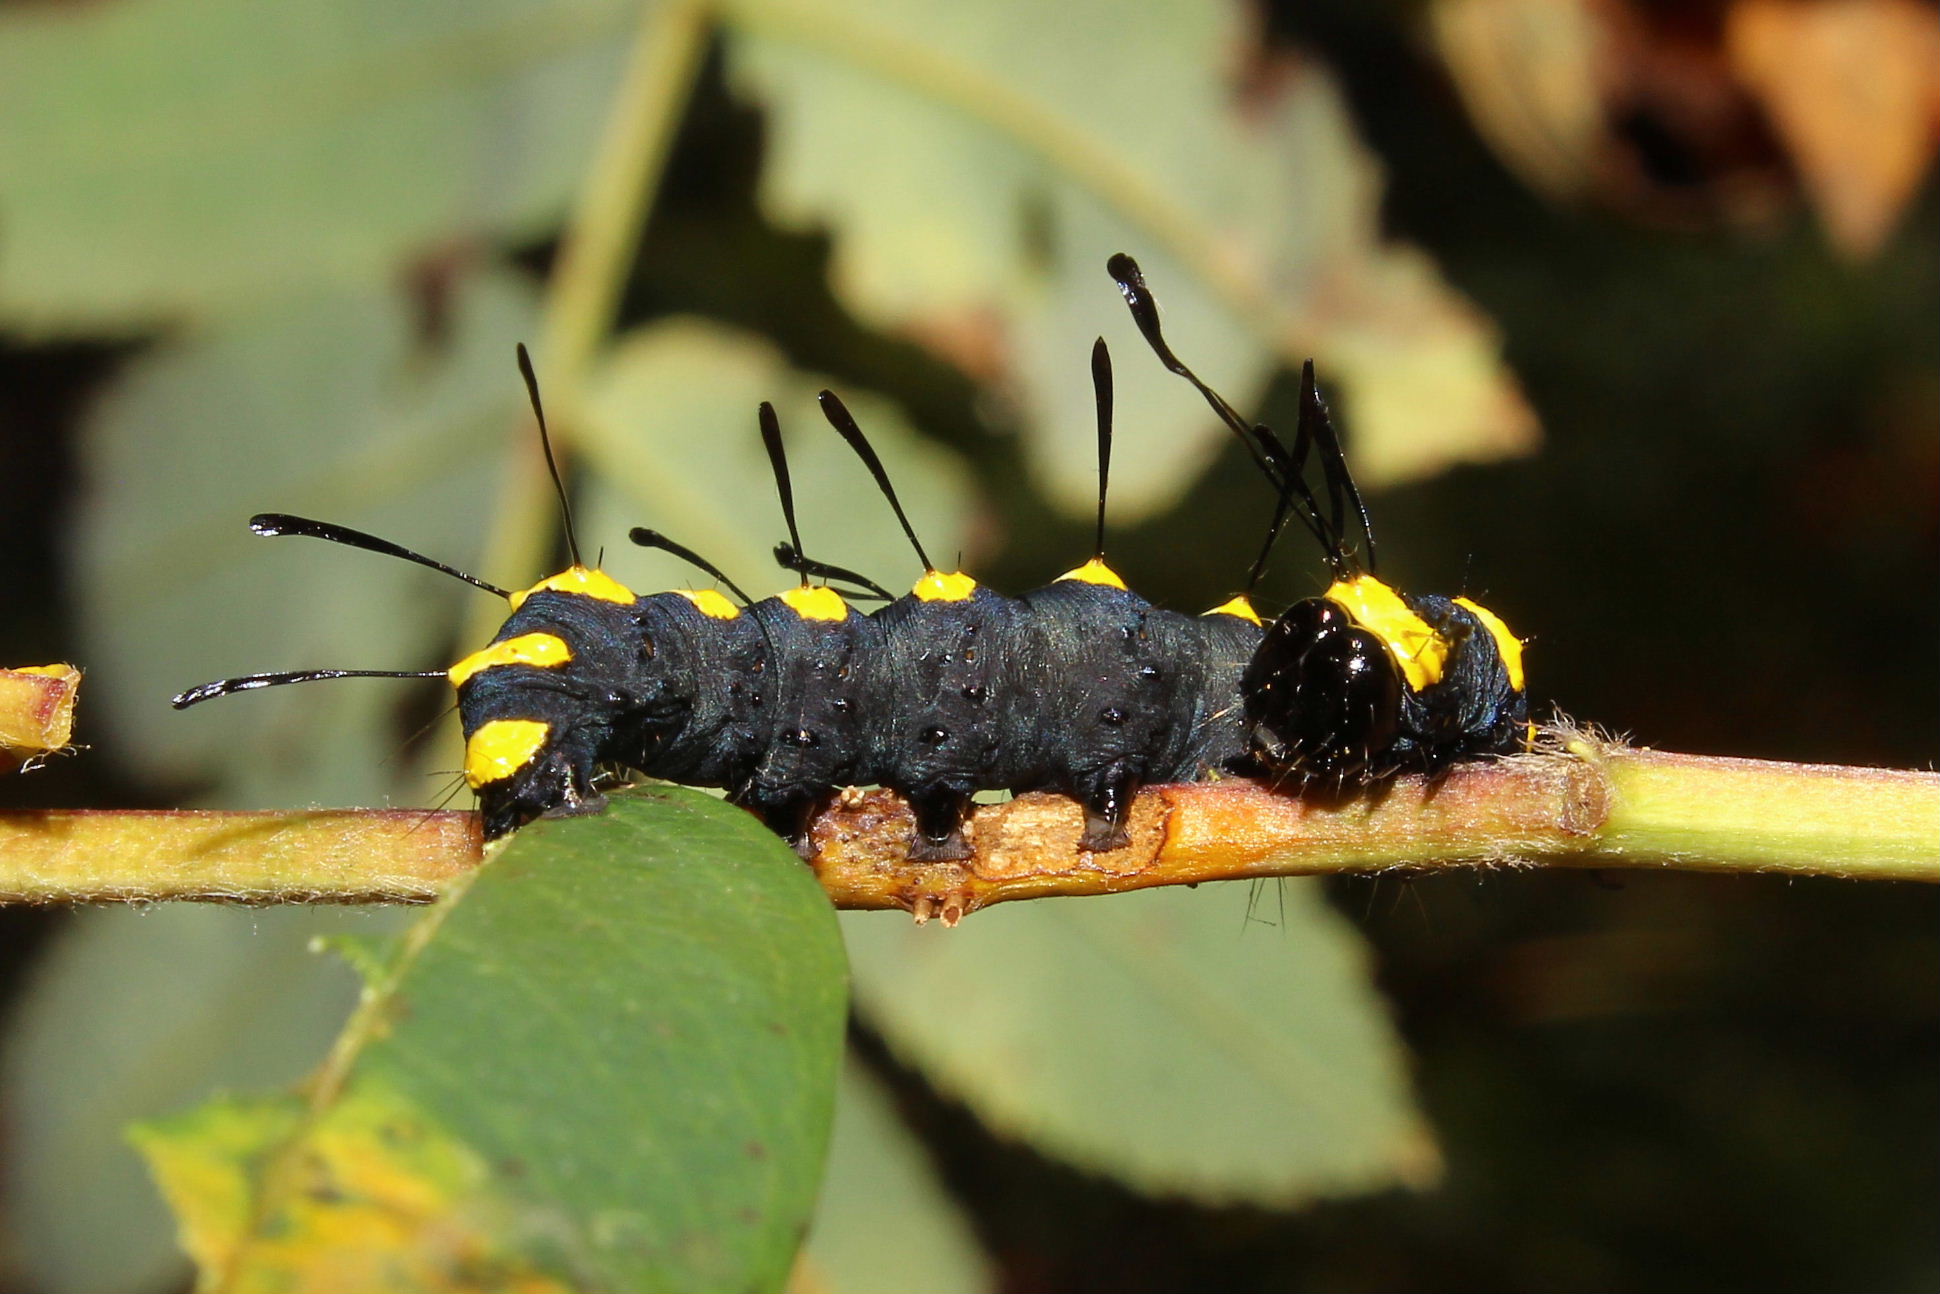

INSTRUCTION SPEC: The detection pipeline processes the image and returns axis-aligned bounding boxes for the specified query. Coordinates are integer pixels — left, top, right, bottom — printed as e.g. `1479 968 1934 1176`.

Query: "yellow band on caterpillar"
463 718 551 788
675 588 740 620
1326 575 1449 692
508 566 635 611
779 585 850 622
1454 596 1526 691
912 570 978 602
447 633 572 688
1055 557 1127 590
1203 595 1263 625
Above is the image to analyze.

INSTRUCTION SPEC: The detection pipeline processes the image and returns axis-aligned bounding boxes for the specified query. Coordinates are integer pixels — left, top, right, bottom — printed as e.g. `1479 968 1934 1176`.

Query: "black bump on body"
866 587 1018 861
726 598 884 855
1000 581 1183 853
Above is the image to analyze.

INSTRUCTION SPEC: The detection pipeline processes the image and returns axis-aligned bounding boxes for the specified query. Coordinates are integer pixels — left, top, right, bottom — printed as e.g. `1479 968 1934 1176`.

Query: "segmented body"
455 561 1265 854
179 254 1533 861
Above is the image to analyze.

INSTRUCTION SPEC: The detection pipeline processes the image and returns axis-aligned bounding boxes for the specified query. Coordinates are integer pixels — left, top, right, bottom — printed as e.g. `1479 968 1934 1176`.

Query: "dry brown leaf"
1433 0 1939 251
0 665 80 771
1432 0 1613 199
1728 0 1940 258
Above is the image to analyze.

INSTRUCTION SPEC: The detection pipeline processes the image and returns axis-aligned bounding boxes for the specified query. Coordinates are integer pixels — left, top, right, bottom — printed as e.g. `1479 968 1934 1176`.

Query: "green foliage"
844 882 1436 1203
802 1063 995 1294
575 318 972 590
135 789 847 1293
77 271 534 806
0 0 1527 1285
723 0 1534 514
0 0 630 327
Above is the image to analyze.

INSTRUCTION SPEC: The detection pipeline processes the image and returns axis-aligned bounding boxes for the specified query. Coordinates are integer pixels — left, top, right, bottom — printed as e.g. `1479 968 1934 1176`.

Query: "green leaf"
575 317 975 597
798 1062 993 1294
135 787 849 1294
843 882 1439 1205
0 0 631 330
722 0 1536 516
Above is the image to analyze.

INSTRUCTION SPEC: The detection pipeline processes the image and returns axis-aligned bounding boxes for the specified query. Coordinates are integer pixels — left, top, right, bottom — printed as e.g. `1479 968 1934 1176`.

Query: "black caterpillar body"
456 555 1263 854
174 255 1529 859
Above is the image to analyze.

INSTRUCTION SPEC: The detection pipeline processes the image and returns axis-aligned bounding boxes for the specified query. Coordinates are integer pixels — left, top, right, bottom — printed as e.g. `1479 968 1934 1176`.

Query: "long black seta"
175 260 1530 859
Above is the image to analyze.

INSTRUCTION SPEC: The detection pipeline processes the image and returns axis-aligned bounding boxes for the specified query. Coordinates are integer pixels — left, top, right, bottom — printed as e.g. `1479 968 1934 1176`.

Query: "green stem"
0 744 1929 913
539 0 714 383
1584 744 1938 880
468 0 713 646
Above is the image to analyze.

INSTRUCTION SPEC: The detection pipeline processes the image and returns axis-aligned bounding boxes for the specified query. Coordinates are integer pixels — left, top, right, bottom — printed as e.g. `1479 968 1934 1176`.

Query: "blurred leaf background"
0 0 1933 1291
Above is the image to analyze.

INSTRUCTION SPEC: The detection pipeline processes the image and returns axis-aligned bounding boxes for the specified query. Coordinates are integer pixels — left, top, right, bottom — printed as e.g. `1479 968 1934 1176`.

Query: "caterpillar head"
1243 581 1529 784
451 570 684 839
1242 595 1404 785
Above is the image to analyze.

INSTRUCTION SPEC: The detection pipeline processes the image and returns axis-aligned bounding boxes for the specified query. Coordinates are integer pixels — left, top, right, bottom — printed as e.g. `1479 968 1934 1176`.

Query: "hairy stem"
0 809 478 904
0 741 1930 915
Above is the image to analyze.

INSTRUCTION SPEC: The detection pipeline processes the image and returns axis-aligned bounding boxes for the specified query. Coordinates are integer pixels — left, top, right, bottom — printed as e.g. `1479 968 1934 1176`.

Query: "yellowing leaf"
137 1088 574 1294
1728 0 1940 259
133 789 847 1294
131 1096 303 1279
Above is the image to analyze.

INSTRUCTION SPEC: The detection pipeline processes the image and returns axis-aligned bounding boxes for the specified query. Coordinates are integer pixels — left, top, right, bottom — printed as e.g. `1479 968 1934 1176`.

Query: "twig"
811 741 1940 922
0 809 478 904
0 738 1929 914
466 0 714 649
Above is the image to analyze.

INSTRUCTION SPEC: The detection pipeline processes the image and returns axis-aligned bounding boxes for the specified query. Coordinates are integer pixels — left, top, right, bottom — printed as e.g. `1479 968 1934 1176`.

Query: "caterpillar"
174 256 1529 859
